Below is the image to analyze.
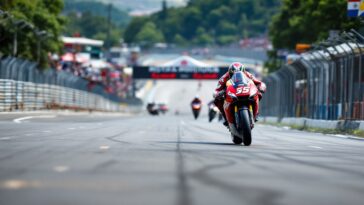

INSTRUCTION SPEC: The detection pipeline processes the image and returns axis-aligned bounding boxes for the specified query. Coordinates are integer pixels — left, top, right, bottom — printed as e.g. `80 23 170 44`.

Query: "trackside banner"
132 66 228 80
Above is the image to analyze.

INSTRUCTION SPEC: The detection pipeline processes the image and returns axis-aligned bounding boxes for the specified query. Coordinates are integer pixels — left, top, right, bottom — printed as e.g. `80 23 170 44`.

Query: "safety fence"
0 57 121 112
261 30 364 121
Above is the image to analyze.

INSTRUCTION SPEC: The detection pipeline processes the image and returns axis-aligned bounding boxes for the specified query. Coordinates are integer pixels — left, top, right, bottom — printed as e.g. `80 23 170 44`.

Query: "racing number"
236 87 250 94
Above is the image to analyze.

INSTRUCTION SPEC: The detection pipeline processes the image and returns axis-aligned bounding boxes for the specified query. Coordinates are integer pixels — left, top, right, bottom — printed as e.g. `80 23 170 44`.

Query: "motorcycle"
147 102 159 115
218 113 223 121
208 103 219 122
223 71 259 146
191 102 202 119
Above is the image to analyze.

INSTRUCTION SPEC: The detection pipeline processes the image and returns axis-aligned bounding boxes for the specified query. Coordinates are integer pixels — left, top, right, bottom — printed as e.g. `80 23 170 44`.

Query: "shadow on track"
158 141 236 146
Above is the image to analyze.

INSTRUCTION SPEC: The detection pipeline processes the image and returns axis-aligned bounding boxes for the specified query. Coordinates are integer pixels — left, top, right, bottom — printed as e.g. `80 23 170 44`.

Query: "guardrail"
0 79 120 111
261 30 364 121
0 57 121 112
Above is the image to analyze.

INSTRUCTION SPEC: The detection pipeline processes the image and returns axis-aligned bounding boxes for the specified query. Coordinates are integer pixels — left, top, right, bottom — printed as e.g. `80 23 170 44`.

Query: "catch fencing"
0 57 121 112
261 30 364 121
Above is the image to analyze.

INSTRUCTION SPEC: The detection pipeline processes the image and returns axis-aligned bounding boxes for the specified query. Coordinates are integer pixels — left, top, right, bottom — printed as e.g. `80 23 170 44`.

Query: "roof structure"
162 55 210 67
62 37 104 47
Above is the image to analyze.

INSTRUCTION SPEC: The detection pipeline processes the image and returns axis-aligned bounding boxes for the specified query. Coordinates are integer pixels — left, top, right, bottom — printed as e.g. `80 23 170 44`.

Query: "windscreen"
231 71 249 86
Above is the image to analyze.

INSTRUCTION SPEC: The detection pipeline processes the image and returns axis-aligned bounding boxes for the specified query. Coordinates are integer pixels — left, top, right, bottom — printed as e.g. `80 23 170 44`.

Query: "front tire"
208 110 216 122
193 110 200 119
232 135 242 145
240 109 252 146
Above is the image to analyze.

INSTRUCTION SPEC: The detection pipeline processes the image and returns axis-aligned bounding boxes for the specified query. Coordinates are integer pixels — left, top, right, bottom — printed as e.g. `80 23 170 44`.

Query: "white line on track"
333 134 347 139
53 166 70 173
99 145 110 150
13 116 33 123
0 179 41 190
309 146 323 149
0 137 11 141
13 115 56 123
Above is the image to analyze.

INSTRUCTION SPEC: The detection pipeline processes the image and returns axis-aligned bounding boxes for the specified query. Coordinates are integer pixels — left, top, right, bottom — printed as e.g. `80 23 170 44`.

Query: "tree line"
266 0 361 72
124 0 281 47
0 0 65 67
1 0 362 72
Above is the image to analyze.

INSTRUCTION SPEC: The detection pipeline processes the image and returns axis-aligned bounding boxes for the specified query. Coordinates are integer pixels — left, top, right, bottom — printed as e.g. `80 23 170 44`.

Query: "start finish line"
132 66 228 80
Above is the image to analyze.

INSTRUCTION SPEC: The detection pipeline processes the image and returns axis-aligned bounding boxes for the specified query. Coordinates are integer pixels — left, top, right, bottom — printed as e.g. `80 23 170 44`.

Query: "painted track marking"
13 115 56 123
309 146 323 149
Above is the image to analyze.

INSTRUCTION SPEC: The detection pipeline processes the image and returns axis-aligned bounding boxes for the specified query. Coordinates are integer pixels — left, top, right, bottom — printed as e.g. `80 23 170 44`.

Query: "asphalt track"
1 80 364 205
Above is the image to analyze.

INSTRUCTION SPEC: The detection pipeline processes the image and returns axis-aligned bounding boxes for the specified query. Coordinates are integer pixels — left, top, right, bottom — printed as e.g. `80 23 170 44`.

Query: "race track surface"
1 80 364 205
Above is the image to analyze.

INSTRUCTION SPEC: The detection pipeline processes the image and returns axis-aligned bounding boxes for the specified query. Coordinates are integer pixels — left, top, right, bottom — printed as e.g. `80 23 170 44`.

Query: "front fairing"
191 102 201 110
225 81 258 102
224 72 257 124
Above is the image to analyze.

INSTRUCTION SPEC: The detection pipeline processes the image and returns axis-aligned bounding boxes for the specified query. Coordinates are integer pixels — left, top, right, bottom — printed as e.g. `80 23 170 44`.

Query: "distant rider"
191 95 202 106
213 62 266 127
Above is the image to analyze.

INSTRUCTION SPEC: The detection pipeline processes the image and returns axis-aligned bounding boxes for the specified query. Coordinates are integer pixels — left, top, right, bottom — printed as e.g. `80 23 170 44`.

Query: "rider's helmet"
228 62 246 77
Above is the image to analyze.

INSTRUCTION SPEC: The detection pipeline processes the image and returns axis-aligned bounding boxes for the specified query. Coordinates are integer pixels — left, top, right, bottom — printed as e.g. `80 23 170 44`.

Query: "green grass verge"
261 122 364 138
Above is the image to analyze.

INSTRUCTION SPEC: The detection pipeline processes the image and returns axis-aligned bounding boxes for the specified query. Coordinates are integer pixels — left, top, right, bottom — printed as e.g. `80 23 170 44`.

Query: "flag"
359 0 364 16
348 0 360 17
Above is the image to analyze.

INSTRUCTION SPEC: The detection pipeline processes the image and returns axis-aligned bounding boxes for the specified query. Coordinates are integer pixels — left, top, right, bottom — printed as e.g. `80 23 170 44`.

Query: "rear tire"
240 109 252 146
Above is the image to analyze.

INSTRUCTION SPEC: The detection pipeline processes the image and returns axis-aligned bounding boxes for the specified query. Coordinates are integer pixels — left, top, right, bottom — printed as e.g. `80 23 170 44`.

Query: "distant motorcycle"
147 103 159 116
223 71 261 146
208 103 219 122
191 102 202 119
158 103 169 114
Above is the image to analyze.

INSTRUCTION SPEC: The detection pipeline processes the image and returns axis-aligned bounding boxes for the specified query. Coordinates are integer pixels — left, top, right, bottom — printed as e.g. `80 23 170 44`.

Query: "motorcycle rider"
213 62 266 127
191 95 202 106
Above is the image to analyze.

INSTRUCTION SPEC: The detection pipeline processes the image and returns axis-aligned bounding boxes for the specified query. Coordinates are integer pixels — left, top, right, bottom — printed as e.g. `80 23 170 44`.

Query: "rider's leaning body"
213 62 266 126
191 95 202 105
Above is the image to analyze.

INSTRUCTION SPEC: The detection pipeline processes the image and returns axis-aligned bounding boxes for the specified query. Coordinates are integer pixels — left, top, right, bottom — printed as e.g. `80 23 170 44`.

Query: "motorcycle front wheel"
239 109 252 146
193 110 200 119
232 134 242 145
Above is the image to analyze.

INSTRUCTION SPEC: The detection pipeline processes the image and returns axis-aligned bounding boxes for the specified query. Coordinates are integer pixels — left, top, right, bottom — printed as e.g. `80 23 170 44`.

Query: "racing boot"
221 113 229 129
254 114 260 122
223 119 228 127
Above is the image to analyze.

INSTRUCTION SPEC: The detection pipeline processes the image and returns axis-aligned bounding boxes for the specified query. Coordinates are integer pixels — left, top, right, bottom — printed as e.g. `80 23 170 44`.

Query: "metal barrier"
0 57 121 112
261 30 364 121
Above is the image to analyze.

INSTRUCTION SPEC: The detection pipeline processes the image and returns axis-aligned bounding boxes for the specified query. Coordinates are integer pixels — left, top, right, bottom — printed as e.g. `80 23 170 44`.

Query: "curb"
262 117 364 140
263 117 364 131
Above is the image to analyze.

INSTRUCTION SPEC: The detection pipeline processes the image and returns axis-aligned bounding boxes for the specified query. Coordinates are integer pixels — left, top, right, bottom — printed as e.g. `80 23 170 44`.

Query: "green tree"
217 35 236 45
63 0 130 27
194 27 213 45
269 0 361 49
173 34 187 46
135 22 165 48
123 0 281 46
124 17 149 43
0 0 65 67
64 11 123 48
